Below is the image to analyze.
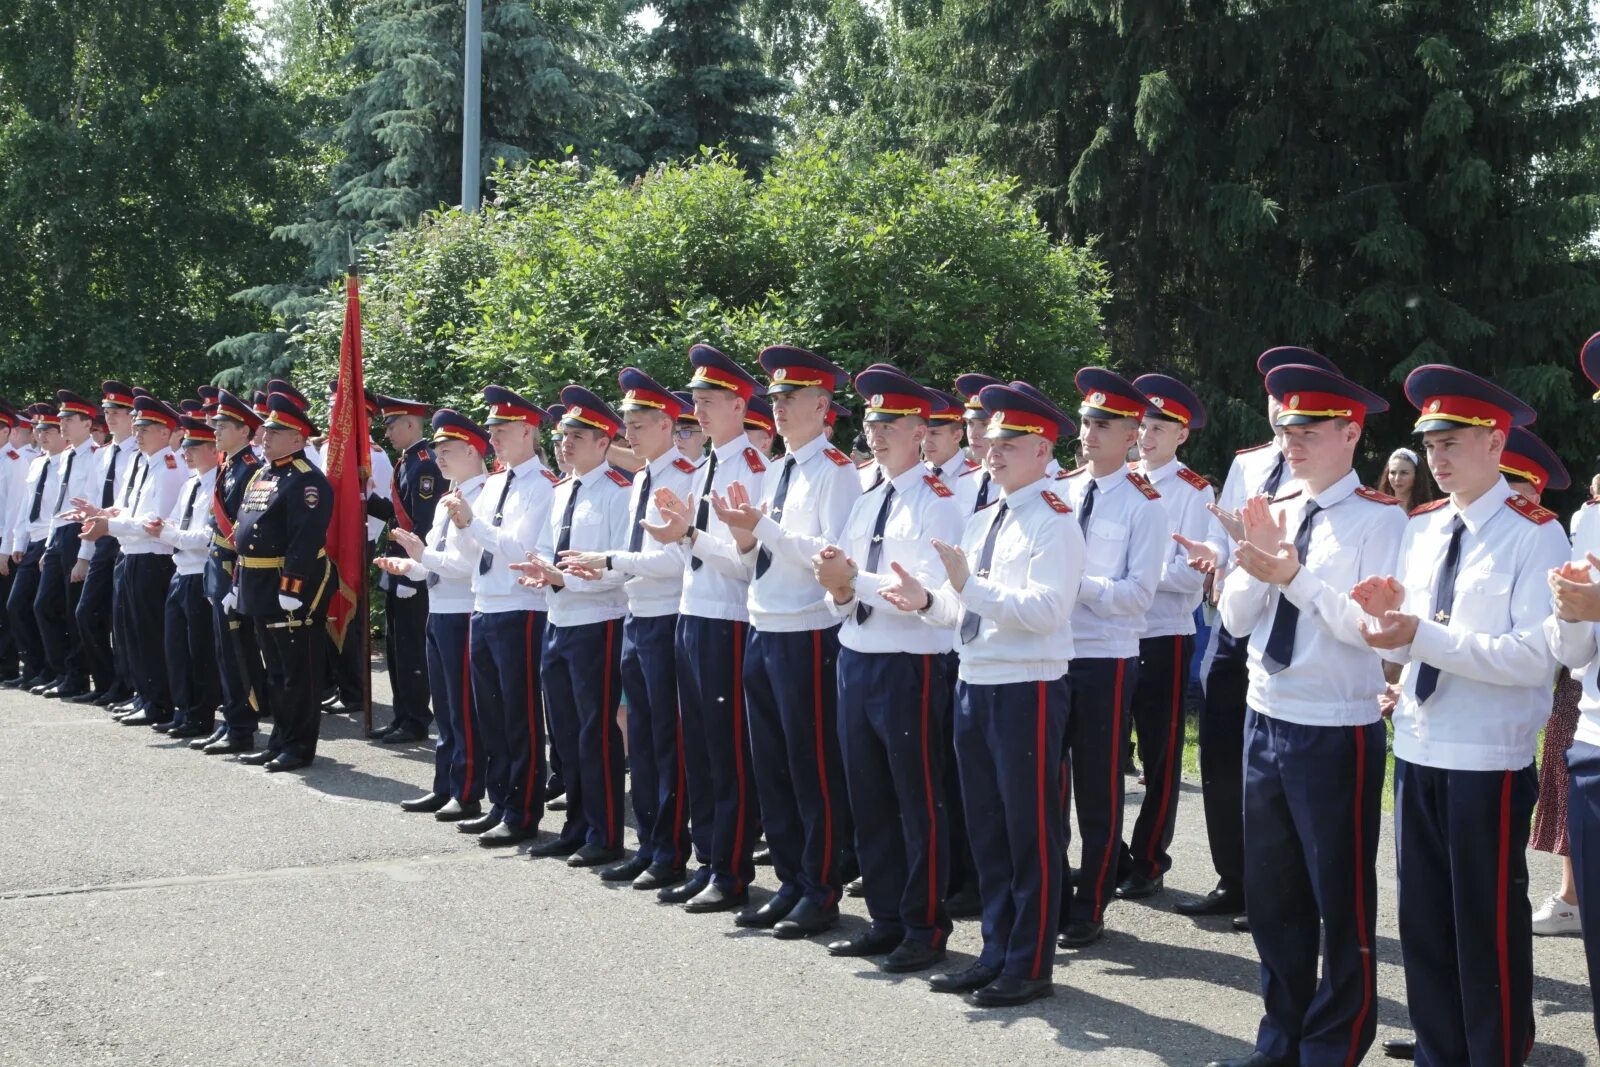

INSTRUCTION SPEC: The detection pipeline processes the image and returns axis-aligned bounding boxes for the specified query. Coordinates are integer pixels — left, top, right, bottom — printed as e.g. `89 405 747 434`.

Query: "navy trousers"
1395 757 1536 1067
744 624 853 909
7 541 45 681
939 650 977 897
1064 655 1138 926
75 537 118 694
35 531 86 687
0 564 14 678
1244 710 1382 1066
256 607 326 760
121 554 175 718
425 612 481 803
622 612 688 871
543 616 626 851
1122 634 1193 882
469 609 546 831
1567 739 1600 1047
676 614 758 894
1199 624 1250 897
384 584 432 733
956 677 1068 981
838 647 951 947
164 573 219 730
216 599 266 741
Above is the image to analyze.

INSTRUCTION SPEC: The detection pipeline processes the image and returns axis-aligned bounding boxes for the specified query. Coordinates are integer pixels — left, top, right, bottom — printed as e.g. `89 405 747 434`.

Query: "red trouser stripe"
601 619 617 846
731 621 749 890
1032 681 1050 979
673 702 687 865
918 655 939 933
460 622 475 799
811 630 835 901
1496 771 1513 1067
521 614 539 828
1091 659 1127 921
1146 635 1184 865
1344 726 1373 1067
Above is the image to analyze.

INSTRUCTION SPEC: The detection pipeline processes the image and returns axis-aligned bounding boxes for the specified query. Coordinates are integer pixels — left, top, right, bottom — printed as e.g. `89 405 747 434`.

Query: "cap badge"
1089 391 1106 406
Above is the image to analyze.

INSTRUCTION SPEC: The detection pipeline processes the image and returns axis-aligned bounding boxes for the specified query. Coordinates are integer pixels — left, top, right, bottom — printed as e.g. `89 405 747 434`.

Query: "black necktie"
1261 500 1322 675
28 458 48 522
122 453 146 509
180 480 200 529
54 448 75 514
1078 478 1098 533
867 466 884 491
101 446 120 507
428 495 451 589
755 455 796 578
1260 452 1286 496
959 501 1009 643
854 484 896 625
1415 515 1466 703
689 452 718 572
628 466 652 553
975 471 991 510
477 469 516 576
549 478 581 594
931 465 943 478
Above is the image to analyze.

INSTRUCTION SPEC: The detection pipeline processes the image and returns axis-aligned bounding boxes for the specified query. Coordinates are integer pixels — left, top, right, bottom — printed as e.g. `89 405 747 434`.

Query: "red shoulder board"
490 459 505 474
743 447 767 474
822 447 851 467
672 457 698 474
417 448 429 462
1506 494 1558 525
541 468 561 485
1355 486 1400 506
1409 498 1450 518
1127 471 1160 500
1177 467 1210 491
1041 490 1071 514
1057 465 1086 480
164 454 178 469
606 468 631 487
963 457 979 471
1236 441 1272 455
4 450 15 460
959 463 984 478
923 474 954 498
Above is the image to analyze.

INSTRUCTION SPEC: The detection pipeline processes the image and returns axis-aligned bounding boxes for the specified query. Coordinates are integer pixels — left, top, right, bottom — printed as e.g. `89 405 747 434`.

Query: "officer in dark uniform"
234 394 335 773
366 394 441 743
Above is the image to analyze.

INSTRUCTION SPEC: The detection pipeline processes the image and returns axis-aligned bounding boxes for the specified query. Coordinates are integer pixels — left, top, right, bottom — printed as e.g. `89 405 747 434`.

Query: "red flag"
323 267 372 650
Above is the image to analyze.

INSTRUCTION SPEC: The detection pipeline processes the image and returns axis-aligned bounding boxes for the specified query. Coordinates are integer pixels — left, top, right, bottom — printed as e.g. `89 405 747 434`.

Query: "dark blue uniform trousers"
75 537 119 694
1395 756 1536 1067
838 647 951 948
543 616 626 851
216 599 267 741
1122 634 1193 882
622 612 688 870
426 611 481 803
164 573 219 730
676 614 758 894
120 554 175 718
7 541 46 681
1200 625 1250 898
1064 656 1138 926
1567 738 1600 1047
956 677 1068 981
35 531 87 687
469 609 546 831
940 649 977 896
1244 710 1382 1066
744 624 853 909
0 564 15 679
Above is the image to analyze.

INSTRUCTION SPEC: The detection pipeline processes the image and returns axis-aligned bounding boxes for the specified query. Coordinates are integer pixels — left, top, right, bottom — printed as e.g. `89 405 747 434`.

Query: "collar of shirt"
116 435 137 455
998 474 1056 512
1045 458 1061 478
1140 457 1181 484
1453 475 1512 535
456 472 487 495
510 454 547 481
889 463 929 496
68 440 96 459
781 433 826 467
712 432 754 464
1090 466 1126 493
644 449 681 479
1304 468 1360 510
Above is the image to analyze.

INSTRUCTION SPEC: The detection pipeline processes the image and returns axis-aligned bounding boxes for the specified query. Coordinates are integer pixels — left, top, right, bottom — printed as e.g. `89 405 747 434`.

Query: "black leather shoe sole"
1115 875 1164 900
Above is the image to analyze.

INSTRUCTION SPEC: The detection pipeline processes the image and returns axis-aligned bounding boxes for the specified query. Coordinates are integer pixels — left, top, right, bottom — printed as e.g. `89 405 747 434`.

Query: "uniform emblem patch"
303 485 320 508
419 476 435 499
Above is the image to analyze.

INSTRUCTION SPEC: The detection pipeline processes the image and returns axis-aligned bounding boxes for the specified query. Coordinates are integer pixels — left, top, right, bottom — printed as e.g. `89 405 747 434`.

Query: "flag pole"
350 240 374 737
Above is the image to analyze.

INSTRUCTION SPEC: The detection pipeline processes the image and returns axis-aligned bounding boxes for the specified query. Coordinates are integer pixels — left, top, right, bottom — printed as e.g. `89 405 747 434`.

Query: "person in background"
1377 446 1436 513
744 393 776 459
672 391 706 462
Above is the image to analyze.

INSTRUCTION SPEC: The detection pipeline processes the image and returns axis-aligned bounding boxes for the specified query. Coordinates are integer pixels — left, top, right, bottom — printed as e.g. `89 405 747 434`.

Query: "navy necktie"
755 455 796 579
477 469 516 576
549 479 581 594
975 471 991 510
1261 500 1322 675
180 480 200 529
54 448 75 514
628 466 652 553
854 484 896 625
1415 515 1466 702
959 501 1009 643
28 458 48 522
101 446 120 507
1260 452 1286 497
1078 478 1098 533
689 451 718 572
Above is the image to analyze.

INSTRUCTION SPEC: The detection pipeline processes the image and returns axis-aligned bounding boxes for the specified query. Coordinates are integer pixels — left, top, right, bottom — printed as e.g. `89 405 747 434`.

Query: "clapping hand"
811 545 856 601
1551 555 1600 623
642 488 692 544
375 556 414 579
880 561 932 613
931 539 970 592
1232 497 1299 585
390 527 425 562
558 549 607 582
511 553 564 589
1350 576 1406 618
1173 533 1218 574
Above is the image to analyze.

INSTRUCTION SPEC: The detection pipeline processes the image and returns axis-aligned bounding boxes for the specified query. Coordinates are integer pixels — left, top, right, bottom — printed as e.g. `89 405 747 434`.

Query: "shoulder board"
1585 497 1600 508
743 447 767 474
291 458 312 474
1236 441 1272 455
1506 494 1558 525
1270 489 1304 504
923 474 954 498
1041 489 1072 514
672 457 698 474
541 468 561 485
958 463 984 478
963 457 979 470
5 450 15 460
977 497 1002 511
416 448 430 462
606 468 631 487
1177 467 1211 491
164 453 177 469
822 446 851 467
1126 460 1139 470
1409 498 1450 518
371 442 382 452
1355 486 1400 506
1057 465 1086 480
1127 471 1161 500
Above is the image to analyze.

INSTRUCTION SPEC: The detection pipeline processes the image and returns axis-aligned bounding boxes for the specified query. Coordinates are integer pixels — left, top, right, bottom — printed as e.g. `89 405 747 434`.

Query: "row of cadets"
4 404 60 689
379 409 493 822
34 390 101 698
0 400 39 682
1054 367 1170 948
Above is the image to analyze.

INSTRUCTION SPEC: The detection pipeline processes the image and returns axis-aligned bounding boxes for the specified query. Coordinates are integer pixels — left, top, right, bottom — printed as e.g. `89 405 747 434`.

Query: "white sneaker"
1531 893 1583 936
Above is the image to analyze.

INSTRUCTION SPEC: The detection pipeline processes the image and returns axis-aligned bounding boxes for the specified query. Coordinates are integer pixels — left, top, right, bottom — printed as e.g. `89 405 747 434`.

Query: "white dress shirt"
608 450 697 619
456 455 558 614
1205 439 1300 567
830 464 963 655
679 432 767 623
1054 467 1168 659
1387 478 1568 770
402 474 486 616
745 434 860 632
49 439 102 559
1139 458 1213 638
8 448 52 552
537 463 632 627
92 434 139 512
957 461 997 514
157 468 219 575
1219 470 1406 726
0 442 37 554
1548 508 1600 749
921 476 1086 684
108 447 187 556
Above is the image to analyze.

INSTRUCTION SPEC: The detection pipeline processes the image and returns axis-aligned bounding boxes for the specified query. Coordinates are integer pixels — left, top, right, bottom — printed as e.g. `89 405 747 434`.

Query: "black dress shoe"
169 722 212 739
1176 887 1246 916
151 720 175 733
683 883 747 913
434 798 482 822
366 723 397 739
880 939 946 973
457 813 500 834
1232 915 1251 932
753 846 773 866
928 962 1001 994
264 754 311 773
827 927 903 958
600 854 653 882
657 869 710 903
945 886 981 918
527 836 582 858
844 876 865 898
1381 1037 1415 1060
772 898 839 940
380 728 428 745
237 750 278 766
971 975 1053 1007
92 691 121 706
1115 872 1164 899
0 676 25 689
478 823 531 847
67 690 103 704
52 685 89 700
191 727 226 749
568 843 624 868
548 794 568 811
634 865 687 891
400 792 448 813
735 894 799 929
28 682 55 696
203 736 255 755
1204 1053 1291 1067
1058 920 1104 948
119 711 155 726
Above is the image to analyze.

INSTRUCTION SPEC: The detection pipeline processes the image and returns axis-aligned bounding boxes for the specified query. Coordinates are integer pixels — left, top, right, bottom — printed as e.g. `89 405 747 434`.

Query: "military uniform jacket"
231 449 334 619
745 434 861 632
1055 466 1169 660
49 439 100 560
537 463 633 627
0 442 38 555
205 446 263 602
1138 458 1214 638
368 439 442 592
3 445 46 556
107 447 187 556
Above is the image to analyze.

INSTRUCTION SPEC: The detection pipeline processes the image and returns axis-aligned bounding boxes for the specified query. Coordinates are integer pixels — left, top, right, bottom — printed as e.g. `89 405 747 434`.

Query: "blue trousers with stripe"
426 612 481 803
956 676 1067 981
1395 757 1536 1067
1123 633 1194 881
1064 656 1138 926
469 609 546 831
1244 710 1382 1066
838 647 951 947
1567 738 1600 1047
543 616 626 851
622 612 688 870
676 614 757 894
164 573 219 730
